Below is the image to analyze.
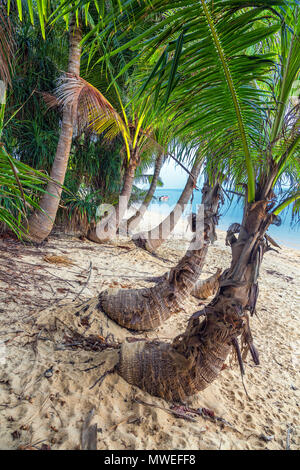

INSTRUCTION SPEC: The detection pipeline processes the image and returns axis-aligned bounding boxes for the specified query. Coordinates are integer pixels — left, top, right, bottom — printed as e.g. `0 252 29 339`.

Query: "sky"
159 157 190 189
138 156 203 190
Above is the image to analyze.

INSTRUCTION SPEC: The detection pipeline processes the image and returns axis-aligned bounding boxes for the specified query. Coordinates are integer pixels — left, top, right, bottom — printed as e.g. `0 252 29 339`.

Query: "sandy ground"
0 211 299 450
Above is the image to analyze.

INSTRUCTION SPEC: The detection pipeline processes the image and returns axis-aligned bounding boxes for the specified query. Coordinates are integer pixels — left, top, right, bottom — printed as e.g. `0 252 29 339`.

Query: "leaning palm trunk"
77 182 221 331
25 20 82 243
191 267 221 299
124 152 164 234
133 157 203 252
118 191 275 401
87 152 139 243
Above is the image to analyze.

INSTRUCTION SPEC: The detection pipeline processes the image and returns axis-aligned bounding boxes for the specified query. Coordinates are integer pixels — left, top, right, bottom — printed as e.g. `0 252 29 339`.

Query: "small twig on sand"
80 361 105 372
51 404 64 427
134 399 242 434
134 398 197 422
107 415 139 433
89 366 116 390
73 262 92 302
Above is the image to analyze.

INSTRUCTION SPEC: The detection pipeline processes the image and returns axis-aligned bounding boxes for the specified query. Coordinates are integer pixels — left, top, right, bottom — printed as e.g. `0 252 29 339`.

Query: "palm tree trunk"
191 267 222 299
133 157 203 252
76 181 221 331
118 195 275 401
24 20 82 243
124 152 164 234
87 151 139 243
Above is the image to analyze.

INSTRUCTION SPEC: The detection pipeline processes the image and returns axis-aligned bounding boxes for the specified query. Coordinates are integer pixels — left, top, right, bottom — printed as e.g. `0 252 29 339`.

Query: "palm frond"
50 74 128 142
0 145 49 238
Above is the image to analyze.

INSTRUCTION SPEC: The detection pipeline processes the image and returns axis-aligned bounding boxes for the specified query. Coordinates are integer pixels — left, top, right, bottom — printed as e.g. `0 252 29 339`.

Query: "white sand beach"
0 212 299 450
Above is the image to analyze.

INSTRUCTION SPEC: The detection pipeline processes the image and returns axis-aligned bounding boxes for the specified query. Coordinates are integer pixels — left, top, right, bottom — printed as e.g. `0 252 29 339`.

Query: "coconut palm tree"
14 0 299 402
133 154 203 251
9 1 119 242
8 1 163 242
124 151 165 234
24 14 82 242
45 0 299 401
98 0 300 401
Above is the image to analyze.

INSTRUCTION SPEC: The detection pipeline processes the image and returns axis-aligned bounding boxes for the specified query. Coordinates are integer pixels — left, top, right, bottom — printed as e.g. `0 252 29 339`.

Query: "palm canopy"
10 0 300 216
51 61 182 166
77 0 295 201
8 0 120 38
81 0 299 216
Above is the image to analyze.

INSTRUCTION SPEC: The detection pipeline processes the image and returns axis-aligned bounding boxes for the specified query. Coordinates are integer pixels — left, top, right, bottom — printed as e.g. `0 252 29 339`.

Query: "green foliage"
0 146 48 238
6 0 300 228
2 12 67 171
57 133 123 228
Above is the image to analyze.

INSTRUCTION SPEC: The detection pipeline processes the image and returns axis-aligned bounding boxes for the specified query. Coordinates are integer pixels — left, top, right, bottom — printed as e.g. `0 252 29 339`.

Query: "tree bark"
75 181 221 331
133 157 203 252
123 152 164 234
24 20 82 243
87 152 139 243
191 267 222 299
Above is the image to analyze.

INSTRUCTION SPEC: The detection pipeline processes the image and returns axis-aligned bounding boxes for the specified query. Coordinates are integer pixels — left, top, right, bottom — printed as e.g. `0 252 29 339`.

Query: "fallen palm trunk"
75 182 221 331
133 157 202 252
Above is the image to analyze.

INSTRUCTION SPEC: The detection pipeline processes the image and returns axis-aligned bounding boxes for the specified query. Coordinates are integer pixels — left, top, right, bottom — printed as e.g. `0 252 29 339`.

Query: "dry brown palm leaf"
265 233 281 249
43 255 75 266
47 74 127 141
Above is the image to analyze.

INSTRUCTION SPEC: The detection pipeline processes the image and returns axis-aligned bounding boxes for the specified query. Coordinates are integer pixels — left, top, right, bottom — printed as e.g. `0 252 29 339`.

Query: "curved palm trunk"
25 20 82 243
133 157 203 252
124 152 164 234
87 153 139 243
118 193 275 401
191 267 222 299
76 181 221 331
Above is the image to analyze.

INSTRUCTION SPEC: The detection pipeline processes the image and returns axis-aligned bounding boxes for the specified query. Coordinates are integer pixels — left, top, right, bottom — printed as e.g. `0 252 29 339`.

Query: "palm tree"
133 154 203 251
24 15 82 242
49 0 299 401
124 151 164 233
9 1 116 242
14 0 299 402
54 73 175 243
69 178 222 330
102 0 300 401
0 8 50 239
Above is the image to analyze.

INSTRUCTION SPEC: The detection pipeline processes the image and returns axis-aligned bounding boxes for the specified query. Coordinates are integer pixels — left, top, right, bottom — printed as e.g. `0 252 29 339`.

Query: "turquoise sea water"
149 188 300 250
